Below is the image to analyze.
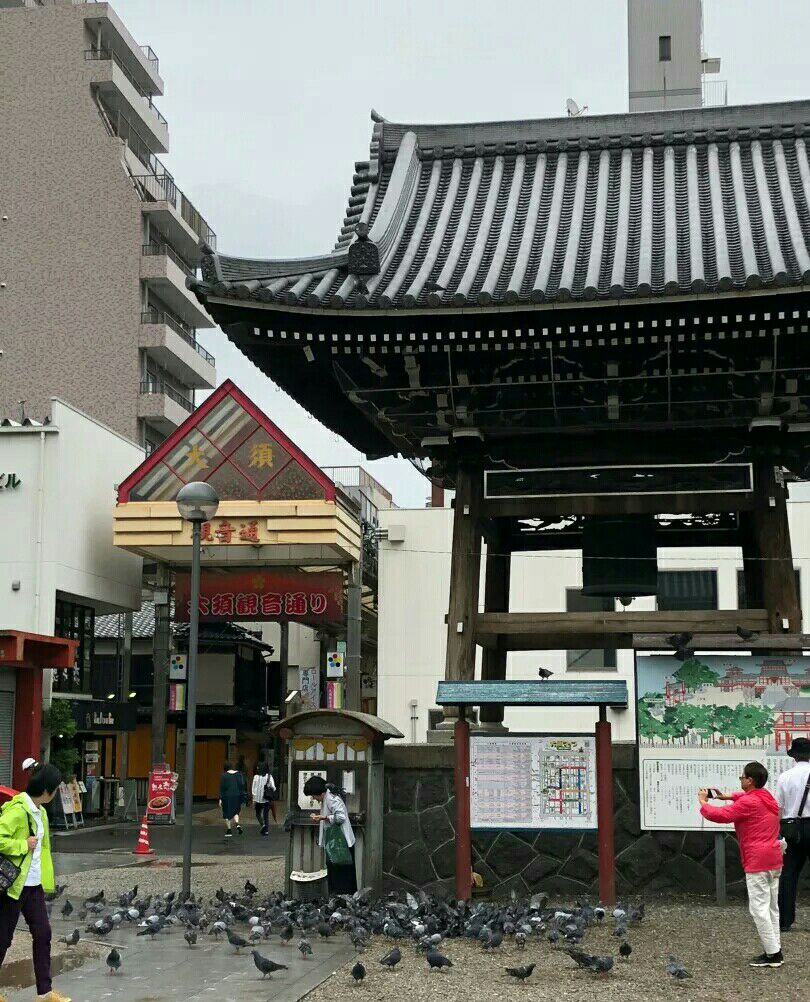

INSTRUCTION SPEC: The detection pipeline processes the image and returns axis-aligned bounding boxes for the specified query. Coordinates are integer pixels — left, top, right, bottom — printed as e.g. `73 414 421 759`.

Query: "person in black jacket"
218 762 246 838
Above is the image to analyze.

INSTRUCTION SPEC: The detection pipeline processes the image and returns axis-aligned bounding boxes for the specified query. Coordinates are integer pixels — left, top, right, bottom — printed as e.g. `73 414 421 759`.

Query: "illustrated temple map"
470 735 597 830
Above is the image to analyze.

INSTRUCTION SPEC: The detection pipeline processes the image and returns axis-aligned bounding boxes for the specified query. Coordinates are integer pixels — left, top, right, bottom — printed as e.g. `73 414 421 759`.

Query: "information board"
470 735 597 830
637 653 809 830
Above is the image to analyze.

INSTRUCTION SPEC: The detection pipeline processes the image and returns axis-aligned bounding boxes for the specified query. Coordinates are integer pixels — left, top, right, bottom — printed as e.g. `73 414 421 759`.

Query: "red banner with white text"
174 569 344 625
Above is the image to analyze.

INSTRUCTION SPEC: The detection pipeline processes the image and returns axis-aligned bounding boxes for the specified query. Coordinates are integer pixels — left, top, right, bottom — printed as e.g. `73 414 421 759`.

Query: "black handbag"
780 774 810 848
0 809 35 895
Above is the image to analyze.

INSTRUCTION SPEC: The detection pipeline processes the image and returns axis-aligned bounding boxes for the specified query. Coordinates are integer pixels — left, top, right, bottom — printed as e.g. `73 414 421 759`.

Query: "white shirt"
251 774 275 803
776 761 810 819
317 790 355 849
21 794 44 887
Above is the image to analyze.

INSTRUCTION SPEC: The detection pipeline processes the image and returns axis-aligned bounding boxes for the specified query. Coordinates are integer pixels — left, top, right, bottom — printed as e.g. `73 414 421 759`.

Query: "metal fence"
142 241 195 278
139 379 194 413
141 309 215 366
84 47 167 126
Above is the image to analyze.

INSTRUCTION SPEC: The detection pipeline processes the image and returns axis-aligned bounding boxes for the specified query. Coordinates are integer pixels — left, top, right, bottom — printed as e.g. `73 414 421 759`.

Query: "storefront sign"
58 783 75 816
146 765 177 824
168 683 186 711
0 473 21 491
68 779 83 813
326 680 343 709
299 666 320 709
175 568 343 625
70 699 137 733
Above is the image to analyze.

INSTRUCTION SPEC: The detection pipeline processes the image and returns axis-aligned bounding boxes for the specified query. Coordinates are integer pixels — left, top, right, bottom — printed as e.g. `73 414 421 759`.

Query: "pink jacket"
700 787 782 873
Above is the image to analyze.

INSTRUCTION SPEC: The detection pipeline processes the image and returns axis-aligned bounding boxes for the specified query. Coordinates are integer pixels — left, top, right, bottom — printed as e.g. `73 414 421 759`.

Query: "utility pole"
151 563 171 767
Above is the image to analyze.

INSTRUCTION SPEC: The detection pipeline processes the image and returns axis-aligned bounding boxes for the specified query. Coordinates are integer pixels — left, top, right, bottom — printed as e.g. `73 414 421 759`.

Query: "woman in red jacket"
698 762 784 969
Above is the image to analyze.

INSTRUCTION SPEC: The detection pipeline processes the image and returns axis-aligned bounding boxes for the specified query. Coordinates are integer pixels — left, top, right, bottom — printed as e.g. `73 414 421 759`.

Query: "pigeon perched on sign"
537 667 554 680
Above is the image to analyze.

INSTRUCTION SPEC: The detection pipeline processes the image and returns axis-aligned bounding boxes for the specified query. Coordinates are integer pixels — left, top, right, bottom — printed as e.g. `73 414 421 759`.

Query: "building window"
736 569 801 610
659 35 672 61
657 570 718 611
54 599 95 694
566 589 617 669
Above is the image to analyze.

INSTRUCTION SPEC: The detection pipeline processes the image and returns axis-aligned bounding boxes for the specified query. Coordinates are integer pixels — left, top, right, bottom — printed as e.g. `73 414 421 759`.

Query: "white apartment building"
0 0 217 453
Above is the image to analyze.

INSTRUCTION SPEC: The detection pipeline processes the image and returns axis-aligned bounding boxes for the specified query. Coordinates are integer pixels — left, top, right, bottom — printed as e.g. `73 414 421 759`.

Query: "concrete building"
376 495 810 745
628 0 725 112
0 0 217 453
0 398 143 785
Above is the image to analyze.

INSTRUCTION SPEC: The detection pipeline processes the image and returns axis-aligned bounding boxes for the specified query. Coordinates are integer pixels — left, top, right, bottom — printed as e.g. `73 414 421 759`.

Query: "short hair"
743 762 768 789
303 775 327 798
26 763 62 797
255 762 268 776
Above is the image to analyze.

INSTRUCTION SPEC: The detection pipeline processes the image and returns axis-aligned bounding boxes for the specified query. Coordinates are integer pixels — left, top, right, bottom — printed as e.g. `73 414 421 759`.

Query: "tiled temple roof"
193 101 810 314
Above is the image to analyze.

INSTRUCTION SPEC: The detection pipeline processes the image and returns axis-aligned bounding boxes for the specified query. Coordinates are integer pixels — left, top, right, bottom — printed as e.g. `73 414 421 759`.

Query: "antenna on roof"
566 98 589 117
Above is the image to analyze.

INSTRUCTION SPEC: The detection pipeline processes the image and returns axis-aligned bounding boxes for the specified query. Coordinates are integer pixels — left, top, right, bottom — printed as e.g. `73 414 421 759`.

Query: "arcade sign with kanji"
174 568 343 625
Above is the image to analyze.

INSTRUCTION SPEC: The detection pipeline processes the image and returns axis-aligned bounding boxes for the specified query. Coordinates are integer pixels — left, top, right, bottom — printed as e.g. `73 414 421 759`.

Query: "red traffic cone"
132 814 155 856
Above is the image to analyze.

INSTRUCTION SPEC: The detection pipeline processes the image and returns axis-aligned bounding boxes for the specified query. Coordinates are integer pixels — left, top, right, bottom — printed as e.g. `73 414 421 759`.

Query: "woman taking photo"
0 763 70 1002
219 762 246 838
303 775 356 894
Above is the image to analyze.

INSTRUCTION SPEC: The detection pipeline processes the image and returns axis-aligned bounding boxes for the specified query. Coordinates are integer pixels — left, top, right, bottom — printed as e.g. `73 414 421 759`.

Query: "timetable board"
469 734 597 830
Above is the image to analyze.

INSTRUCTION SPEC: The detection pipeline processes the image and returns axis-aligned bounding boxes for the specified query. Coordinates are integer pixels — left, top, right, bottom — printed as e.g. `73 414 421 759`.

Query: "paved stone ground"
6 916 352 1002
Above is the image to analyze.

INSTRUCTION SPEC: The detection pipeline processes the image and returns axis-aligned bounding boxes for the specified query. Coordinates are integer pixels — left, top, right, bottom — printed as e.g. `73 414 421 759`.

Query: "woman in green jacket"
0 763 70 1002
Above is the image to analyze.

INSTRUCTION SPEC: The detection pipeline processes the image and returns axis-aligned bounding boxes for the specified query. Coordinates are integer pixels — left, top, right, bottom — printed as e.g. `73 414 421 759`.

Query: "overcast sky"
115 0 810 507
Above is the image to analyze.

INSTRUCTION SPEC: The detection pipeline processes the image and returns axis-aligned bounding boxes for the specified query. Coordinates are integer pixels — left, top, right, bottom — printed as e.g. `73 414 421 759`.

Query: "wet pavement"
8 916 353 1002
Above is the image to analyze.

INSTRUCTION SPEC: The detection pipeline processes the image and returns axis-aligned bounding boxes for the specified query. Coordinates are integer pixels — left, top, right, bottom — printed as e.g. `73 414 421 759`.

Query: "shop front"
69 698 137 814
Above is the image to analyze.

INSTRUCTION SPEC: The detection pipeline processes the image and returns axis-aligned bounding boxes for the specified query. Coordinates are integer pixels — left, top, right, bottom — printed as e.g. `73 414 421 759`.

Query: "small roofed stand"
437 679 628 903
272 710 402 898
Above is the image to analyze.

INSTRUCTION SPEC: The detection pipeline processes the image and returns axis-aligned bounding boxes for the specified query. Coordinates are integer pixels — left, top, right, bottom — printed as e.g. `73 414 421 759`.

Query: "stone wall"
382 744 810 900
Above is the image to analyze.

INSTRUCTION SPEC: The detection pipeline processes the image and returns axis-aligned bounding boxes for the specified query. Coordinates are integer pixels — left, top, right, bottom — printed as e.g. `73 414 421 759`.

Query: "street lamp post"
176 481 219 898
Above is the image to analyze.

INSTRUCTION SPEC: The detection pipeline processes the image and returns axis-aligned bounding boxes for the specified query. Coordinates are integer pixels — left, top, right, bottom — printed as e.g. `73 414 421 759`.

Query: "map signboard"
637 653 809 830
470 734 597 830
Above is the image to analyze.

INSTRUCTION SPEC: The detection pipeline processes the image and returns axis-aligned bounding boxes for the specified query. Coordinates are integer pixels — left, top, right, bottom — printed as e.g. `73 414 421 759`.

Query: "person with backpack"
251 762 275 836
699 762 784 968
776 737 810 932
0 763 71 1002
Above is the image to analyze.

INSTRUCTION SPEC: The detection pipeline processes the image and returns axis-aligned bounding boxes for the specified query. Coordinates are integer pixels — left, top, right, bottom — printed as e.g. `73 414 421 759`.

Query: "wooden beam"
444 468 483 687
480 524 511 726
509 527 741 552
633 632 810 651
750 462 801 633
484 492 754 519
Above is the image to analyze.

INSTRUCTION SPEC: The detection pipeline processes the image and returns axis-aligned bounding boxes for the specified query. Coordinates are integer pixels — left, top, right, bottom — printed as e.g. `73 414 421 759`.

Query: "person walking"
698 762 784 968
0 763 71 1002
251 763 274 836
303 775 356 894
776 736 810 932
218 762 246 838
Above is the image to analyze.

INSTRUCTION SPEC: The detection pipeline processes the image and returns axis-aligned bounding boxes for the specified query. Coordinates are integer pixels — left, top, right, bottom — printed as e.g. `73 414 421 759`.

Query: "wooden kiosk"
273 709 402 896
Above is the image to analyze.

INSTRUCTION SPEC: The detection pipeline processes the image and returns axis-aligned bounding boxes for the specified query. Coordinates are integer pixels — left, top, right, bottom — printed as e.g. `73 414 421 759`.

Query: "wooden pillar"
746 462 801 632
595 706 616 905
444 467 483 695
453 712 472 901
480 524 511 726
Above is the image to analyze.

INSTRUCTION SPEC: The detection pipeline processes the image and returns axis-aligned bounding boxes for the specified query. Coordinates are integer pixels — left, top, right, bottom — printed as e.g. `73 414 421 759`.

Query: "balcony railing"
142 241 195 278
141 309 215 365
85 47 167 125
132 173 177 205
180 194 217 251
140 379 194 413
139 44 159 74
104 102 170 178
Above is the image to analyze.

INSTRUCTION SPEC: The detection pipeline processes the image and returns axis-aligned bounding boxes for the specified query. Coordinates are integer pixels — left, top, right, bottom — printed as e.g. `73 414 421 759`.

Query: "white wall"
377 492 810 744
0 398 143 639
628 0 703 112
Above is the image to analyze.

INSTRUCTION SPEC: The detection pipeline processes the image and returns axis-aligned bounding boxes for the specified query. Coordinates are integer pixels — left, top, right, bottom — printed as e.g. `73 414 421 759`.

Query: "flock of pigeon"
47 882 694 987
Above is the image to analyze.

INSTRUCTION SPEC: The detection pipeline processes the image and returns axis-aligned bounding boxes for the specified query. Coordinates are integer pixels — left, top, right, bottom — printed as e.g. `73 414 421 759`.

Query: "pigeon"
61 899 73 918
736 625 759 641
426 949 453 970
666 632 693 650
227 928 248 954
666 956 692 980
593 907 605 923
505 963 535 982
62 929 80 947
537 667 554 680
279 923 294 946
567 949 614 974
251 950 287 979
45 885 66 902
245 879 258 896
380 945 402 968
249 926 264 943
298 938 312 959
619 941 632 962
84 891 105 905
106 948 121 976
514 931 527 950
317 921 333 939
351 960 366 983
184 929 197 948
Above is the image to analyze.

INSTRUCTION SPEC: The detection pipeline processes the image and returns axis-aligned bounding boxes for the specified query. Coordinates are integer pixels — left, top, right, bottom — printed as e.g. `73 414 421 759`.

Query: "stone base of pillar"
472 719 509 735
427 725 455 745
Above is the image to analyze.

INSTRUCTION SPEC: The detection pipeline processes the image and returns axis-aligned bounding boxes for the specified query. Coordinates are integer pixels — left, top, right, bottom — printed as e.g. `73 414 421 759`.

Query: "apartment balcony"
138 379 194 435
140 242 214 329
139 309 216 390
82 2 164 96
87 47 169 154
134 174 217 262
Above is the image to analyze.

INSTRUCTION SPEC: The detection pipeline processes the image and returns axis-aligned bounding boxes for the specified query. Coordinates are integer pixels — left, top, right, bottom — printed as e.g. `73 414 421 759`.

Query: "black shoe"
750 951 783 968
224 830 233 838
779 925 792 933
236 824 243 835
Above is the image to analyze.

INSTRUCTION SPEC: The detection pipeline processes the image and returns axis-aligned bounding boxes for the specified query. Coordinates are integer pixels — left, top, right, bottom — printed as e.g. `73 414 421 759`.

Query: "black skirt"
326 844 357 894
